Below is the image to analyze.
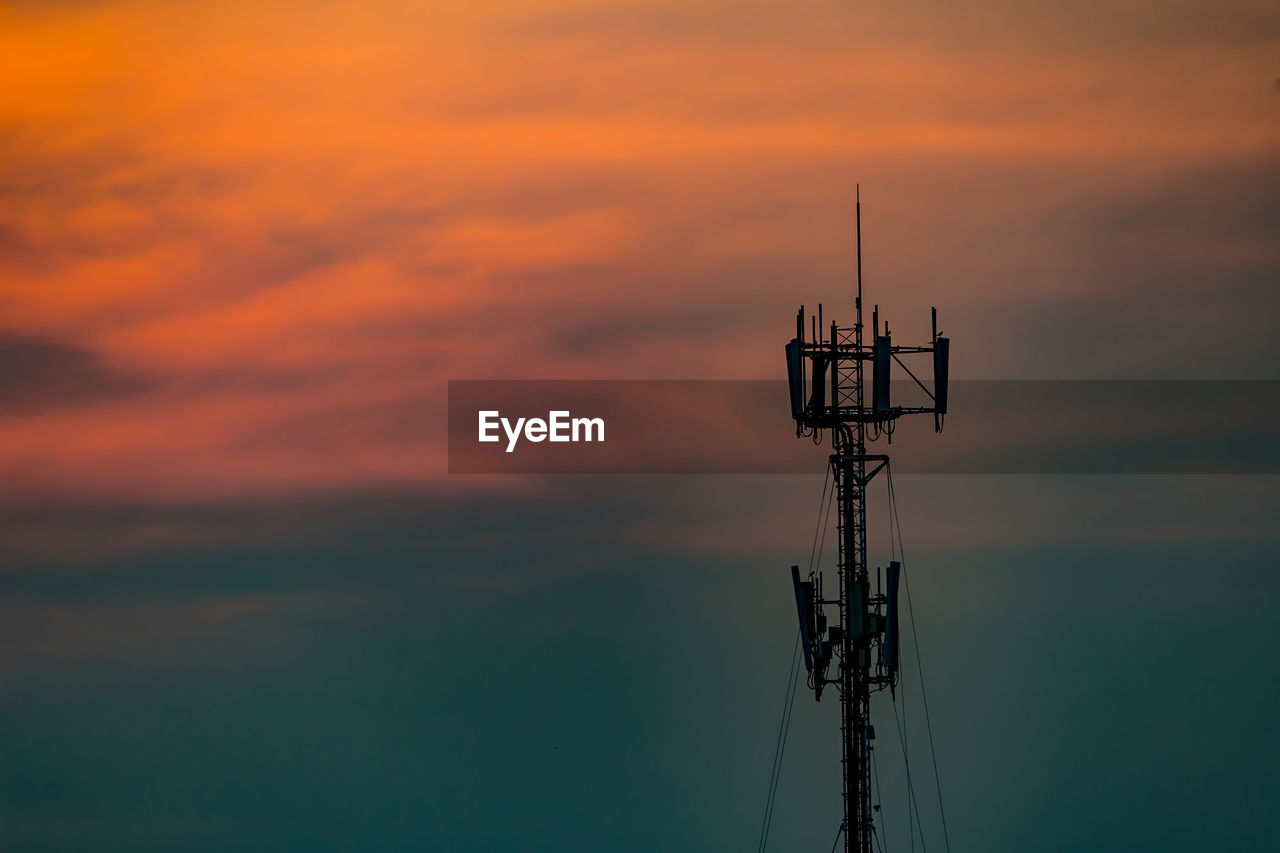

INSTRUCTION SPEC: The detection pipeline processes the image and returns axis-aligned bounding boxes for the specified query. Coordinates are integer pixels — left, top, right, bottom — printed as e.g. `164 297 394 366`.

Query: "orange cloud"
1 0 1276 501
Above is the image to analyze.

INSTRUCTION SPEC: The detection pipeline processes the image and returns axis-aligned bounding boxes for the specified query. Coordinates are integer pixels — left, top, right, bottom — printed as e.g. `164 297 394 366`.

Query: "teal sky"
2 475 1278 850
2 0 1279 849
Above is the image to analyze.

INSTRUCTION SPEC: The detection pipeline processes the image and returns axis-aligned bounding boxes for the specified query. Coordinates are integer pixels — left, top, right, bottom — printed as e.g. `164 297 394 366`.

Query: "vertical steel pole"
835 447 853 853
849 186 873 853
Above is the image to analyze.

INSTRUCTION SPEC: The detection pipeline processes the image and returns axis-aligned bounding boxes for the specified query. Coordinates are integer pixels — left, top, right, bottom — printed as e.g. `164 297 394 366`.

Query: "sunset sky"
2 1 1278 850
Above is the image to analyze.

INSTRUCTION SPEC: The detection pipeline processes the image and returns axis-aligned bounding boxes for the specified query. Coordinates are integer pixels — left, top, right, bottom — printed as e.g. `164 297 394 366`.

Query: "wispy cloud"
0 330 153 414
0 0 1276 505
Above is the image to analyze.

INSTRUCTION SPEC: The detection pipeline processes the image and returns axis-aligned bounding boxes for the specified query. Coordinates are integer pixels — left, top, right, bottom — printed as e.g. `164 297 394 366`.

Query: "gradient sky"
1 1 1279 850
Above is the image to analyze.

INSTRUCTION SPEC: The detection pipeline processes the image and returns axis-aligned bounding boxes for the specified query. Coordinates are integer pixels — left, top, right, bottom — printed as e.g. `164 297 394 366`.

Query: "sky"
1 0 1279 850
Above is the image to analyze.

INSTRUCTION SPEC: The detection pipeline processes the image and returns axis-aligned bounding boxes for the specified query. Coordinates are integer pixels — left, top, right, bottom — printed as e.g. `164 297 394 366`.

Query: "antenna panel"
808 355 829 415
934 336 949 415
786 339 804 419
883 560 901 676
873 335 892 412
790 565 816 672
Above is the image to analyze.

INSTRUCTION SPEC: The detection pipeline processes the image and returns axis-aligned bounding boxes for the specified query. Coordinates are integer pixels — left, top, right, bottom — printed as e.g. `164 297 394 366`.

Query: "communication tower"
784 188 950 853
